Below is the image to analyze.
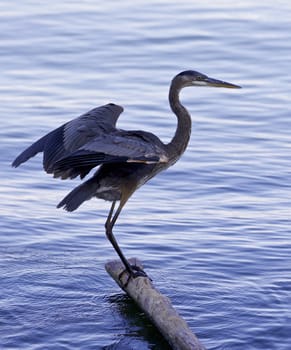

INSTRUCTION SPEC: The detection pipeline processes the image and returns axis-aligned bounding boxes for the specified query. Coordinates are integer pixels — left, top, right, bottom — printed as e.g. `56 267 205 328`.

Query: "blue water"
1 1 291 349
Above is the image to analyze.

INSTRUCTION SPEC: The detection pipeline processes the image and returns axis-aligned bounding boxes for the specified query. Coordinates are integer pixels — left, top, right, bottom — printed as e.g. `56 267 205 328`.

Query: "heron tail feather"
57 177 99 212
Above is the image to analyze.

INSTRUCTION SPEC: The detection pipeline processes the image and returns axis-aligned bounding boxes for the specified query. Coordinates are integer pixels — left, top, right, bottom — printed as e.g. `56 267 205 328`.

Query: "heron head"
175 70 241 89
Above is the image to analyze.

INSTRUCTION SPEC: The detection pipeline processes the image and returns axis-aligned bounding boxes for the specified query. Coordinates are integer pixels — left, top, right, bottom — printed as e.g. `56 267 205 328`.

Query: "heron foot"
119 264 150 287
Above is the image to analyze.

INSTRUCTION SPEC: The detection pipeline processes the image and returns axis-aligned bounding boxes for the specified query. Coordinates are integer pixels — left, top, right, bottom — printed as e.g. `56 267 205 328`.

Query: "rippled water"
1 1 291 349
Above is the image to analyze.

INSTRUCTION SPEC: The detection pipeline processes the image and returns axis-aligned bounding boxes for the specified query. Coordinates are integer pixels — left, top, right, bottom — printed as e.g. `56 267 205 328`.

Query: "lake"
1 0 291 349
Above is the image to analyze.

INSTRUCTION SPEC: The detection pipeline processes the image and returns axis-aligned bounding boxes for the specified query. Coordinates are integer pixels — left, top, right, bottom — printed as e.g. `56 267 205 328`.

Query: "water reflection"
104 294 171 350
1 0 291 349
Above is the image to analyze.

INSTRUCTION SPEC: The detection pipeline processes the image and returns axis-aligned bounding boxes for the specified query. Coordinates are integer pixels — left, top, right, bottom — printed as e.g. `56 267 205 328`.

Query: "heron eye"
196 75 204 81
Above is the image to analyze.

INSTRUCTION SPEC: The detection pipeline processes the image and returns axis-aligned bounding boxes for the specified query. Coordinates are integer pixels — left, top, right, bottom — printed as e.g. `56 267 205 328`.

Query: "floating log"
105 258 206 350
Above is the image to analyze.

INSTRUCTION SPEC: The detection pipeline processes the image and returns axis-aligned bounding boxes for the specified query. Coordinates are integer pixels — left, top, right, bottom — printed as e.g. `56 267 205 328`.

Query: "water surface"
1 1 291 349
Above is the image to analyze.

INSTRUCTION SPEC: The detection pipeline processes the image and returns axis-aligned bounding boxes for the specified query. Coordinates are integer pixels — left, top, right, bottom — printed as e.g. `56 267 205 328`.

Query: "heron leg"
105 201 147 279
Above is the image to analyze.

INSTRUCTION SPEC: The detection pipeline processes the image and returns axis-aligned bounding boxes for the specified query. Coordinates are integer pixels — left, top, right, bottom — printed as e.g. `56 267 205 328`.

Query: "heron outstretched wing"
12 103 124 172
52 130 169 179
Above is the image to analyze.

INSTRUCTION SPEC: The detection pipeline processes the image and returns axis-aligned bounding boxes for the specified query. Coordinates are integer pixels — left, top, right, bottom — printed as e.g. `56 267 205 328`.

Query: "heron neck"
166 83 192 163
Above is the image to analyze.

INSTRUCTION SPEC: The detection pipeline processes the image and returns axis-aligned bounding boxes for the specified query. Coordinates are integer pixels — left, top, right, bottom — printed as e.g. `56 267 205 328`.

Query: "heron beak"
204 77 241 89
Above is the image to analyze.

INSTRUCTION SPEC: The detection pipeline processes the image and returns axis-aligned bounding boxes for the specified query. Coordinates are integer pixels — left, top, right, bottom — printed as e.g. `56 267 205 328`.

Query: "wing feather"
12 103 124 173
52 130 168 179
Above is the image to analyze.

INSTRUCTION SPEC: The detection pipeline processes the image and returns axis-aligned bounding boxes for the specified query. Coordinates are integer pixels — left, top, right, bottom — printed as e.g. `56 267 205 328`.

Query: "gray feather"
12 103 124 172
57 177 100 212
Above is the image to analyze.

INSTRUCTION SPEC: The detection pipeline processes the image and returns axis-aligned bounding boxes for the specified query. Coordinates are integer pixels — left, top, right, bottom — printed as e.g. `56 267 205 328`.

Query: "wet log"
105 258 206 350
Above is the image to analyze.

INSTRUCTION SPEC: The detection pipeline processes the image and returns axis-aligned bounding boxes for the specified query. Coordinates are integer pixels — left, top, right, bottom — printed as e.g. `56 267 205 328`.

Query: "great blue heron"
12 70 240 277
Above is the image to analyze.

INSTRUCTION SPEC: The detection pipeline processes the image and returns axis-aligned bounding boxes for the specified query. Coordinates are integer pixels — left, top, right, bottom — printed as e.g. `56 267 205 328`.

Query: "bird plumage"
12 70 240 277
12 103 124 173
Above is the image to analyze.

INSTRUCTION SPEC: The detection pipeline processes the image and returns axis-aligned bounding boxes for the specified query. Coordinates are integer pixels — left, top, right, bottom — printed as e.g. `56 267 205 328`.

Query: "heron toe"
118 264 149 287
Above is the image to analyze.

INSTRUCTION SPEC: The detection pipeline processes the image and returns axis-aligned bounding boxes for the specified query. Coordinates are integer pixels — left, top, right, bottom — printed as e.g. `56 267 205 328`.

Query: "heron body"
12 70 240 276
